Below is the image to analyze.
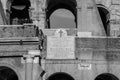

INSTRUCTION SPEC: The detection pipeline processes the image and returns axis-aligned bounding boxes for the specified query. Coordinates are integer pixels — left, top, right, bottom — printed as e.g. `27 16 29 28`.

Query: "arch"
9 0 31 24
97 4 110 36
49 9 76 29
0 63 23 80
46 72 75 80
46 0 77 28
95 73 119 80
0 66 19 80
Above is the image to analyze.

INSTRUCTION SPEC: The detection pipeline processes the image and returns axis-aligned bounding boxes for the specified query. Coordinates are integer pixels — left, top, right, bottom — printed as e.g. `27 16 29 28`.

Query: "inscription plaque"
78 63 91 70
47 29 75 59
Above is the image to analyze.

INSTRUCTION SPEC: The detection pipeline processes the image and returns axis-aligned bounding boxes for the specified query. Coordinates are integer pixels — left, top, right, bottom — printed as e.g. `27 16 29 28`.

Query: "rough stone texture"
77 0 106 36
76 37 120 49
95 0 120 36
1 0 120 80
0 24 41 80
44 36 120 80
43 29 77 36
75 37 107 49
0 45 39 56
0 25 38 37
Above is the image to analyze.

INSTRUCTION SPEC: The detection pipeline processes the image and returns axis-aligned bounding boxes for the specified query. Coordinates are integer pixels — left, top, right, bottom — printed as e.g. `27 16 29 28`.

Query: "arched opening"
97 4 110 36
50 9 76 29
47 72 74 80
46 0 77 29
0 66 18 80
10 0 31 25
95 73 119 80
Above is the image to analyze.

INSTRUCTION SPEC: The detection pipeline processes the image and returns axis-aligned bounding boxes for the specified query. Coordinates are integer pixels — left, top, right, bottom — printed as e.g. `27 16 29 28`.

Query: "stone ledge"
0 25 38 37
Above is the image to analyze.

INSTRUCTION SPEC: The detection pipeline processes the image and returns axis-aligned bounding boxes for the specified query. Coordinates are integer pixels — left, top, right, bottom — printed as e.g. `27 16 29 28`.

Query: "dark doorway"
97 4 110 36
95 73 119 80
0 66 18 80
10 0 31 24
47 72 74 80
46 0 77 29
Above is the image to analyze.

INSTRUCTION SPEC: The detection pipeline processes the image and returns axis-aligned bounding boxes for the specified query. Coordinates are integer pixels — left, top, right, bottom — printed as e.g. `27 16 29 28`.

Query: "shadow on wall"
46 72 74 80
95 73 119 80
97 4 110 36
0 66 18 80
10 0 31 25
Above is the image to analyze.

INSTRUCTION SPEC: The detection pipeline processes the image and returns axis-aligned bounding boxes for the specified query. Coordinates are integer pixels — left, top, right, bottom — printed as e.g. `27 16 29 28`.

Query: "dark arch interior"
0 66 18 80
46 0 77 28
95 73 119 80
97 5 110 36
10 0 31 24
47 72 74 80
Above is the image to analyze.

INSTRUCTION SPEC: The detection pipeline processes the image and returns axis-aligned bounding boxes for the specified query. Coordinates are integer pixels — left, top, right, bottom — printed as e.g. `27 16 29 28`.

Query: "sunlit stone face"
50 9 76 29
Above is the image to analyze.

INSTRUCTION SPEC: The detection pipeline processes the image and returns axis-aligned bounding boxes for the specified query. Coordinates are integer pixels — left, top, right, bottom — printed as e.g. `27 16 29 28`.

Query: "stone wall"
0 24 41 80
0 25 38 37
95 0 120 36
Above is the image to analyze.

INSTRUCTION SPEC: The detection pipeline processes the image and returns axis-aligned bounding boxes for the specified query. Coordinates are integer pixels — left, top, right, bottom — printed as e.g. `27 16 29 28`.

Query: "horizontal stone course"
0 25 38 37
76 37 120 49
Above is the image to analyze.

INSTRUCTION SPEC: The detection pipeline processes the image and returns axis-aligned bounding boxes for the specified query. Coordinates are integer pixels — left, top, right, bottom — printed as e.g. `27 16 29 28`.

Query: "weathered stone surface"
43 29 77 36
0 45 39 56
1 0 120 80
0 25 38 38
76 37 120 49
107 38 120 49
75 37 107 49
